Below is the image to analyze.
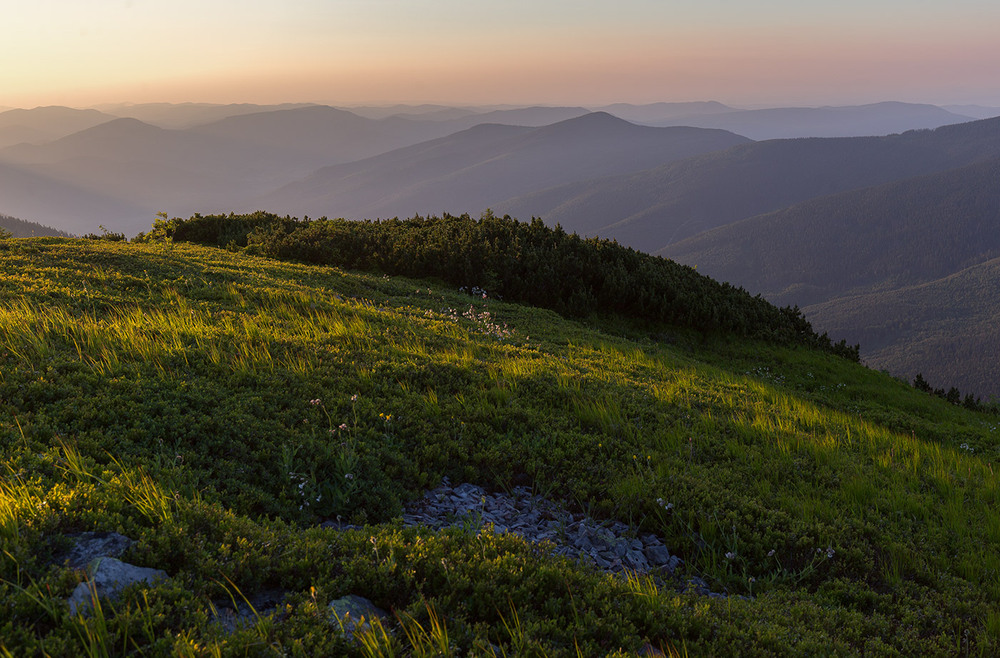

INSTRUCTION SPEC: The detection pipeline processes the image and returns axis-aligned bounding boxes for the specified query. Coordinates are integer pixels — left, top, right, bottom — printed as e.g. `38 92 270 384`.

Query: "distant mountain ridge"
0 106 117 147
637 101 974 139
660 154 1000 396
496 115 1000 253
0 212 71 237
255 112 752 220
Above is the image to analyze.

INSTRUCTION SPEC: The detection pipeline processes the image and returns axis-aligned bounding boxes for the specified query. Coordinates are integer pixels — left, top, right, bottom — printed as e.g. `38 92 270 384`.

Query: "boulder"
68 557 167 615
329 594 389 640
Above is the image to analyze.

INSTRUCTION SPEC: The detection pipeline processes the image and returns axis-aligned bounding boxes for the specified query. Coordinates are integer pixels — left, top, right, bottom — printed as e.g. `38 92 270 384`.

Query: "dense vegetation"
1 235 999 655
138 211 858 361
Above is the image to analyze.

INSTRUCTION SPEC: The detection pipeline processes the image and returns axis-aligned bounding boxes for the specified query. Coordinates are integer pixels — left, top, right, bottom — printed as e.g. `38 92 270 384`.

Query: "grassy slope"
1 238 999 656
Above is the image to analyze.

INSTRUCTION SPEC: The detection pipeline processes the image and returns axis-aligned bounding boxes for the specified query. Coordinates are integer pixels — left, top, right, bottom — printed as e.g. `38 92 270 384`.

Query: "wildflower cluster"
745 366 787 386
438 305 514 340
291 396 361 518
655 497 674 512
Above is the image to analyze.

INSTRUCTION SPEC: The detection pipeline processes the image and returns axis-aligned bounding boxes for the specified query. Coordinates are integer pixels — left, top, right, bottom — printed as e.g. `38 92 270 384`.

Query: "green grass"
1 237 999 655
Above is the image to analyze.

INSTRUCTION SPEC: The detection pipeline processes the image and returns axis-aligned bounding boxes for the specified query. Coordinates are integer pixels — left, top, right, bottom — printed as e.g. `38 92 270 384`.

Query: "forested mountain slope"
806 256 1000 396
496 116 1000 252
0 212 72 237
255 113 752 221
661 157 1000 396
662 157 1000 307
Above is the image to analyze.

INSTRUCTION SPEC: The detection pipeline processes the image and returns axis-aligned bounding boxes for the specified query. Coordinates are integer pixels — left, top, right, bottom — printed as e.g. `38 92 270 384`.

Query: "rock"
63 532 134 570
212 588 288 635
644 544 672 567
626 550 649 570
68 558 167 615
329 594 389 640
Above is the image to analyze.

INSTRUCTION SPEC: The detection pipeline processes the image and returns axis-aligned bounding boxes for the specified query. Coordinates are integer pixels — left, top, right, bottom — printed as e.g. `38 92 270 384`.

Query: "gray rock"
644 544 672 566
68 558 167 615
211 588 288 635
63 532 134 570
626 550 649 570
329 594 389 640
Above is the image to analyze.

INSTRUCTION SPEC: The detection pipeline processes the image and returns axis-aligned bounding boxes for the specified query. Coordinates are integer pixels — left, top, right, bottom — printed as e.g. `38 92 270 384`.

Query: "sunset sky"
4 0 1000 109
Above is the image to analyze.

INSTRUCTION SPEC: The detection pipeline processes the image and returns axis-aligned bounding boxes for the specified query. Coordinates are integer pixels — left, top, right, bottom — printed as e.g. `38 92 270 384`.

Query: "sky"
3 0 1000 109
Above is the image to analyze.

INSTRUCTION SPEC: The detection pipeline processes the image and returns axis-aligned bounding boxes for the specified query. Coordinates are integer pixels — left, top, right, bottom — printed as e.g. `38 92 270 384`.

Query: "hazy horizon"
5 0 1000 109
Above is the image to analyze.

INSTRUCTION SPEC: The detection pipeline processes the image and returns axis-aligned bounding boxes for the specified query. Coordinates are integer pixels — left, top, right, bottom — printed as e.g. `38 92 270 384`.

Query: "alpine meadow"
1 213 999 655
6 1 1000 654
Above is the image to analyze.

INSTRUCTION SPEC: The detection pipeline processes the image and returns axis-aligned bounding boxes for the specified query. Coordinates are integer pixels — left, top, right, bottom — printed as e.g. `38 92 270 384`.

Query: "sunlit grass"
2 238 1000 654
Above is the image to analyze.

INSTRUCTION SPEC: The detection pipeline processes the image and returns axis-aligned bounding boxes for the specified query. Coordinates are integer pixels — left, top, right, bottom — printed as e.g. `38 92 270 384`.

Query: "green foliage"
142 211 859 361
0 237 998 655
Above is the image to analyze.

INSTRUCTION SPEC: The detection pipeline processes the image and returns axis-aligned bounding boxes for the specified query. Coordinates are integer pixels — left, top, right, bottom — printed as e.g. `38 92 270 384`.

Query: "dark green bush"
142 211 860 360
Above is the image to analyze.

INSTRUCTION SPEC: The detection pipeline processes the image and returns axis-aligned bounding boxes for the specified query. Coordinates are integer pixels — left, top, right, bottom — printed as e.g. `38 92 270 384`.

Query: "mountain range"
497 116 1000 251
635 101 974 139
661 155 1000 394
1 100 997 395
254 112 751 220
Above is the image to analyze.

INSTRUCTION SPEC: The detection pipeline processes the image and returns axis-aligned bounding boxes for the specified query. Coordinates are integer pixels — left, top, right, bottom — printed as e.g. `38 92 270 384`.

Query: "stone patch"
400 478 683 575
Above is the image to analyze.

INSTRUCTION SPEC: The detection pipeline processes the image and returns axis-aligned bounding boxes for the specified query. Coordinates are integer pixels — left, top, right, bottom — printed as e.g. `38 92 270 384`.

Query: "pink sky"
4 0 1000 108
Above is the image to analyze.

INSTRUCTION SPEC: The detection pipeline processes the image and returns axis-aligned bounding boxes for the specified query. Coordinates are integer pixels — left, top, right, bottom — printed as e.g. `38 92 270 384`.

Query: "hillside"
496 115 1000 252
257 113 752 220
0 212 72 237
188 105 463 167
0 106 117 148
0 160 146 235
661 157 1000 396
805 256 1000 397
1 231 999 655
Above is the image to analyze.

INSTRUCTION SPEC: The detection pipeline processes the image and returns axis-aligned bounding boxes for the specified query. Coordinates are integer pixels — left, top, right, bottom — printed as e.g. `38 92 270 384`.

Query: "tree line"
137 211 860 360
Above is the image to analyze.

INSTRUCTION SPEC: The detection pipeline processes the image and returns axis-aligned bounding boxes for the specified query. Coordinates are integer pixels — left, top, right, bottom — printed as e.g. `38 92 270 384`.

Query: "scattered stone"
62 531 134 570
329 594 389 640
68 557 167 615
644 544 672 567
211 588 289 635
399 479 683 579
